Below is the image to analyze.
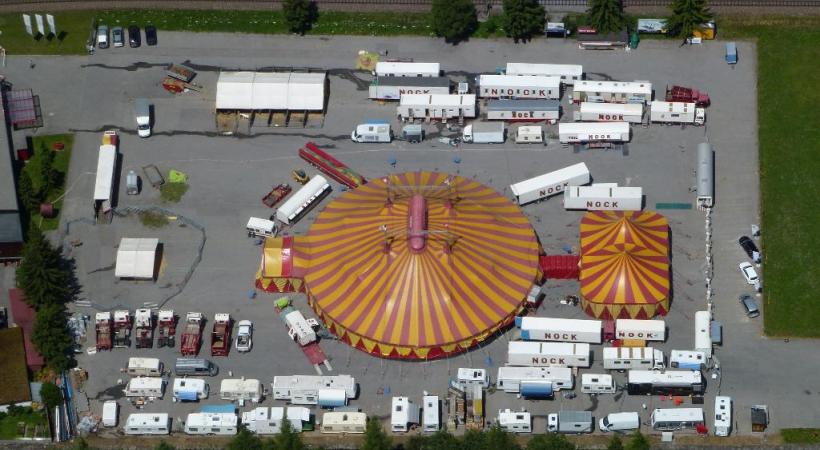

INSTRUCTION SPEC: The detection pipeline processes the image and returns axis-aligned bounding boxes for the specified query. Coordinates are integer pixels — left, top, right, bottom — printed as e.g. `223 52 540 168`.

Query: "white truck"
507 341 591 368
135 98 151 137
563 184 643 211
509 162 591 206
615 319 666 341
575 102 644 123
650 101 705 125
547 411 593 434
351 121 392 143
603 347 664 371
462 121 505 143
516 316 602 343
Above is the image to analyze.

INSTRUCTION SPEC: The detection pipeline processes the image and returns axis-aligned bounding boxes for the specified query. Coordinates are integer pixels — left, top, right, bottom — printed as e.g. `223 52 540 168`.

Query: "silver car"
112 26 124 48
96 25 109 49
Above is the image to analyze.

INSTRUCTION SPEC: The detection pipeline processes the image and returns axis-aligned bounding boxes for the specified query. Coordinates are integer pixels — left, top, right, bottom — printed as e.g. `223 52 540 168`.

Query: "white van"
173 378 209 402
515 126 544 144
220 378 263 404
351 122 392 143
135 98 151 138
102 401 118 427
124 377 165 398
581 373 616 394
124 413 170 435
127 357 163 377
246 217 276 238
599 412 640 432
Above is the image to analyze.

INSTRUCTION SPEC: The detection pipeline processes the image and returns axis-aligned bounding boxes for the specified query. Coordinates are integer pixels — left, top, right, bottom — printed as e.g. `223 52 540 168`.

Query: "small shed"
115 238 160 280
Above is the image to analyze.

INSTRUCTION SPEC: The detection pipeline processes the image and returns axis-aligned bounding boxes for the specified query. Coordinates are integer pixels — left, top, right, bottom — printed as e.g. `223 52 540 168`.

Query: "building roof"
8 289 45 370
0 327 33 405
6 89 42 128
0 90 24 250
115 238 159 279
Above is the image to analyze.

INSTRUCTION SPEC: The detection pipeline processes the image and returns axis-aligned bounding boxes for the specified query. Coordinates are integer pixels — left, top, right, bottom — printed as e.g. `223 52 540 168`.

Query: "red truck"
262 183 292 208
113 310 132 348
299 142 367 189
95 312 113 351
157 309 177 348
665 85 710 107
134 309 154 349
180 312 204 356
210 313 233 357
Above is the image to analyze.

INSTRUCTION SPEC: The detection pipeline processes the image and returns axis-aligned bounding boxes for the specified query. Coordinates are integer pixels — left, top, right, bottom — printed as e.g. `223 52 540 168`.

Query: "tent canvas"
216 72 327 111
251 72 289 110
115 238 160 279
287 73 326 111
215 72 255 110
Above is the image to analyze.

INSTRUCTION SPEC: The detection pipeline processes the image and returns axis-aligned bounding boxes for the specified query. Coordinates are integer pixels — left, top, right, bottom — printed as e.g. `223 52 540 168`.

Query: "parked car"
739 236 761 264
112 26 124 48
96 25 109 49
235 320 252 352
739 262 761 291
145 25 158 46
128 25 141 47
739 294 760 318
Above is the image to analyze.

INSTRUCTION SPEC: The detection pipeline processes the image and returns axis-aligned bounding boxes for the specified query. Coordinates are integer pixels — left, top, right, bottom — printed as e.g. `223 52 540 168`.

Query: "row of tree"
18 142 62 217
281 0 712 44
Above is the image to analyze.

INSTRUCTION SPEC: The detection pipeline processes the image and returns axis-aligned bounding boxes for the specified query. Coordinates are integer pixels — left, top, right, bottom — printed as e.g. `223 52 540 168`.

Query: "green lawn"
782 428 820 444
26 134 74 231
720 16 820 337
0 407 48 440
0 11 94 55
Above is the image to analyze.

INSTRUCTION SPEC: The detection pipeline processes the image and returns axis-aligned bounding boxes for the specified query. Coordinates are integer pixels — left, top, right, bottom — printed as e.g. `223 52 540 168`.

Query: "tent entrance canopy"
115 238 159 279
216 71 326 111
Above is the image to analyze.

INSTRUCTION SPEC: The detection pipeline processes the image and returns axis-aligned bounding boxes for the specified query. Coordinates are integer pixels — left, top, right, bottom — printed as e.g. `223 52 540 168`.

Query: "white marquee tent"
115 238 160 279
216 72 326 111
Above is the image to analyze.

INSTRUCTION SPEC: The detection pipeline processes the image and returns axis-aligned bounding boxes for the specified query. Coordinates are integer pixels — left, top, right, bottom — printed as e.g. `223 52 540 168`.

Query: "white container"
505 63 584 85
498 409 531 433
126 357 163 377
422 396 440 432
497 366 574 393
651 408 705 431
102 401 118 427
486 99 560 122
173 378 209 401
391 397 420 432
599 412 640 432
581 373 616 394
124 377 164 398
650 101 705 125
462 121 505 143
507 341 591 367
669 350 707 370
515 126 544 144
351 122 392 143
714 396 732 436
615 319 666 341
510 162 591 206
558 122 630 143
397 94 476 121
124 413 170 435
321 412 367 434
272 375 357 406
603 347 663 371
184 412 238 435
456 368 490 389
477 75 561 99
374 62 440 78
571 80 653 104
563 185 643 211
576 102 643 123
695 310 712 358
516 316 602 343
368 76 450 100
276 175 331 225
220 378 263 403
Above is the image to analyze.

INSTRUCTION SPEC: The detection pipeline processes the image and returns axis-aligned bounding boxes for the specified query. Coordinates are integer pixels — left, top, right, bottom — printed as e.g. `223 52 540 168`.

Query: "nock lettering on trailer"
587 201 619 208
543 332 578 341
532 357 566 365
537 182 570 197
617 331 658 339
399 88 433 95
597 114 625 121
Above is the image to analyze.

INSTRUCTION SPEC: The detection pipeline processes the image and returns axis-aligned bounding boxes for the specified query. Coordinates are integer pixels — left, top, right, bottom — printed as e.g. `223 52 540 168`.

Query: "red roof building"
8 289 45 372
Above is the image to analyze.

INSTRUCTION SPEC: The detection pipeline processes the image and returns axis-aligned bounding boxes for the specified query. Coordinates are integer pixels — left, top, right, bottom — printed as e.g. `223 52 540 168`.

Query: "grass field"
0 407 48 440
27 134 74 231
720 16 820 337
782 428 820 444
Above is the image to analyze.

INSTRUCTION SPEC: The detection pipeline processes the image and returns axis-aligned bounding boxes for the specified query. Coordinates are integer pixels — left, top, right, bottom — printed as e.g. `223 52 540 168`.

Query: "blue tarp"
177 390 198 401
201 404 236 414
521 381 553 398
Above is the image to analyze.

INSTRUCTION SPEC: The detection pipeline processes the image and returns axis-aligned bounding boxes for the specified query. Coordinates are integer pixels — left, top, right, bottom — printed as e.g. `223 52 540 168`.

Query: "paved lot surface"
3 33 819 438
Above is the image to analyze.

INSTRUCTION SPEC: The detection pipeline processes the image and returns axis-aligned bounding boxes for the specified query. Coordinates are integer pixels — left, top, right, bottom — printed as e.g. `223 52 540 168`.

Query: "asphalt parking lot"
3 32 820 438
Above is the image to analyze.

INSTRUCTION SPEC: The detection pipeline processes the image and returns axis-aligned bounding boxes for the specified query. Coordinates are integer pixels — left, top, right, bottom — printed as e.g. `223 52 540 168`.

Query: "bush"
160 182 189 203
283 0 319 35
431 0 478 43
139 211 170 228
39 382 63 409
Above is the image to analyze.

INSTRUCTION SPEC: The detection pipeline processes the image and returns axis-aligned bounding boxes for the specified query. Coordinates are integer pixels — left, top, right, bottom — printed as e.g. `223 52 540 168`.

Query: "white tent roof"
251 72 289 110
115 238 159 279
216 72 326 111
288 73 326 110
215 72 255 110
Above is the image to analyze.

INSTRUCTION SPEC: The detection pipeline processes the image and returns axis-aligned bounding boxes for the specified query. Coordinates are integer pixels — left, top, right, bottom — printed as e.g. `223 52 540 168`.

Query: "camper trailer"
669 350 707 370
272 375 357 406
124 377 165 398
320 412 367 434
695 310 713 358
173 378 209 402
391 397 420 432
127 357 163 377
571 80 653 104
714 396 732 436
515 126 544 144
124 413 170 435
242 407 311 434
184 412 238 435
496 366 574 396
498 409 532 433
220 378 263 403
422 396 440 432
581 374 616 394
456 368 490 389
603 347 664 371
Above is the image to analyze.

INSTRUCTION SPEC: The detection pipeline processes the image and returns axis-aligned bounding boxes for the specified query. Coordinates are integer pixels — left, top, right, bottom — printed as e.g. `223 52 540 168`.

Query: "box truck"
558 122 630 144
516 316 602 343
581 373 616 394
563 185 643 211
351 121 392 143
651 408 704 431
615 319 666 341
509 162 591 206
507 341 591 368
496 366 573 395
548 411 593 434
477 75 561 100
486 99 560 122
599 412 640 432
603 347 664 371
575 102 643 123
498 409 532 433
650 101 705 125
462 121 505 143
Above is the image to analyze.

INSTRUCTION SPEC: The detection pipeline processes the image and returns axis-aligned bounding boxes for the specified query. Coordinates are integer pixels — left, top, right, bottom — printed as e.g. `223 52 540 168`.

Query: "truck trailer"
558 122 630 144
509 162 591 206
575 102 644 123
374 62 440 78
614 319 666 341
275 175 332 225
462 121 505 143
515 316 602 343
486 99 560 123
563 184 643 211
650 101 705 125
477 75 561 100
507 341 591 368
505 63 584 85
299 142 366 189
368 76 450 100
397 94 476 121
571 80 652 104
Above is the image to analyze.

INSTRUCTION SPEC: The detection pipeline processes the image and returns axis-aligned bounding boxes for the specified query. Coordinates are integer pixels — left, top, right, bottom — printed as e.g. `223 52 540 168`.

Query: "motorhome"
124 413 170 435
351 121 392 143
173 378 209 402
391 397 420 432
714 396 732 436
124 377 165 398
651 408 705 431
581 373 616 394
184 412 238 435
627 370 705 396
603 347 664 371
220 378 263 403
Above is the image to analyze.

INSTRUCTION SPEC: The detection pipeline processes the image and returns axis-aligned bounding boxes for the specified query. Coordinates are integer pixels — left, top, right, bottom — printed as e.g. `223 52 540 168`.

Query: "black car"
738 236 761 263
145 25 157 46
128 25 141 47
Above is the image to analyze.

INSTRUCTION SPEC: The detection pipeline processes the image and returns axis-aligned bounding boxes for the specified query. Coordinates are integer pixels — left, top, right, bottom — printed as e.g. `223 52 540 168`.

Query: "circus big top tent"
578 211 670 319
257 172 541 359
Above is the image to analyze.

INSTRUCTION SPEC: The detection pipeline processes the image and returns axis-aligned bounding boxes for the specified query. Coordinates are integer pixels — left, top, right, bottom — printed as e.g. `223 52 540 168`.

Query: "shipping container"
486 99 560 122
477 75 561 100
374 62 440 78
571 80 652 104
275 175 331 225
627 370 705 396
272 375 357 406
397 94 476 121
498 409 531 433
509 162 591 205
184 412 238 435
581 373 616 394
507 341 591 367
669 350 707 370
615 319 666 341
505 63 584 85
697 143 714 209
563 185 643 211
715 396 732 437
368 76 450 100
603 347 664 371
391 397 420 432
650 101 705 125
651 408 705 431
497 366 574 394
124 413 170 435
695 311 712 358
320 412 367 434
515 316 602 343
576 102 643 123
558 122 630 143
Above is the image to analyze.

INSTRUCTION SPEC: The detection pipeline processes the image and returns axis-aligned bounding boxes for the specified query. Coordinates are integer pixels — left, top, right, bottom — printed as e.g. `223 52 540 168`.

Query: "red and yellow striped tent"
580 210 669 255
292 171 541 359
256 236 308 293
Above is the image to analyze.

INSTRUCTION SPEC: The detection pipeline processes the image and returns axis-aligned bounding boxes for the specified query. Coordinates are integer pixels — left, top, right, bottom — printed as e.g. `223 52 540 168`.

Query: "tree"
16 225 71 309
666 0 712 39
485 425 521 450
31 303 73 371
361 417 392 450
501 0 545 42
607 435 624 450
39 382 63 409
625 430 651 450
71 438 90 450
273 419 306 450
527 433 576 450
431 0 478 44
407 430 460 450
282 0 319 35
154 442 176 450
228 426 263 450
38 145 58 197
586 0 625 34
18 170 41 215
